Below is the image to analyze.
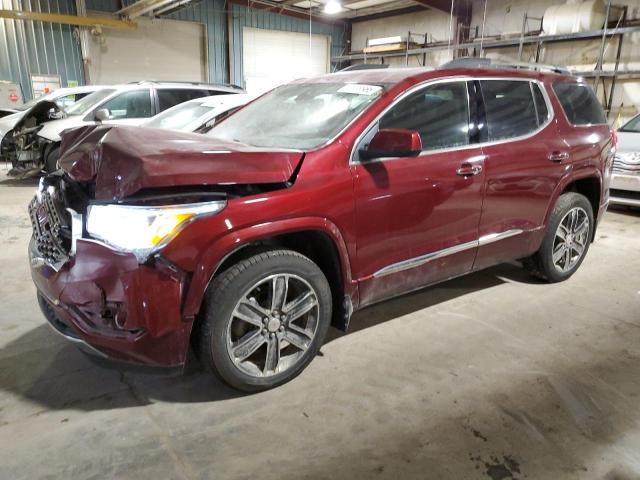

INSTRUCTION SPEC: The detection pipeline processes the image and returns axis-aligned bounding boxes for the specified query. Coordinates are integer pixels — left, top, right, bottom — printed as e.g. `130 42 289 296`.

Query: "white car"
144 94 254 133
14 81 243 173
611 113 640 207
0 85 104 154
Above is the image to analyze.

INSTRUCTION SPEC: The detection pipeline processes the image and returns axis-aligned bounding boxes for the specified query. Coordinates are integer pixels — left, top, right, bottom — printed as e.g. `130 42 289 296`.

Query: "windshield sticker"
338 84 383 96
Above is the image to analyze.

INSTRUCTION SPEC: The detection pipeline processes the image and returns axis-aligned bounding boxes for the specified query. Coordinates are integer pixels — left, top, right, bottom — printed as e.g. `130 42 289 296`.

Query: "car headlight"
86 200 226 261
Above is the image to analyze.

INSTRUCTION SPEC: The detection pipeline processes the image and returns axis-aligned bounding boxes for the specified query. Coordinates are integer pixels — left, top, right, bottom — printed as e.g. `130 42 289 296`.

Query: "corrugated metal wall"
86 0 228 84
1 0 347 98
230 3 348 86
0 0 84 100
165 0 228 84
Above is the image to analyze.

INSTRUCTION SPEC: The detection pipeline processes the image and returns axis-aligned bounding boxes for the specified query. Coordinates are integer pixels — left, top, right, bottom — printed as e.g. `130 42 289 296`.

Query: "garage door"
242 27 330 94
87 16 206 85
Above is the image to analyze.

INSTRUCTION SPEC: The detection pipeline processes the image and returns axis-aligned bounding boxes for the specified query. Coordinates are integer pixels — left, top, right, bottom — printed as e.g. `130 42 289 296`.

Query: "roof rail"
126 80 244 89
340 64 390 72
442 57 571 75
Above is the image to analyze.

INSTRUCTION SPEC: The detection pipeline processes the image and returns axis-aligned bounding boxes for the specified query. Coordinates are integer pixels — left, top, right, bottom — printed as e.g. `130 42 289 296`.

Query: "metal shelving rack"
334 1 640 118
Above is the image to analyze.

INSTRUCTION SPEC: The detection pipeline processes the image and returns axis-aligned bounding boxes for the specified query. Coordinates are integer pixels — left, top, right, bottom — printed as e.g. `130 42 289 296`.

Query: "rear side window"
553 83 606 125
208 89 237 96
157 89 210 112
480 80 539 141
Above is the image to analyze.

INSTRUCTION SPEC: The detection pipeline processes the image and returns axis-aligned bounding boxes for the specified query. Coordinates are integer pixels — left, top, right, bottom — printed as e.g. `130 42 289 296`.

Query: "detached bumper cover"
30 238 192 367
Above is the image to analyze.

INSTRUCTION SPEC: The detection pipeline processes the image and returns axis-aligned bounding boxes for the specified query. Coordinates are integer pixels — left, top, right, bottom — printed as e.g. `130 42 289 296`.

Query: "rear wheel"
197 250 332 392
523 192 594 282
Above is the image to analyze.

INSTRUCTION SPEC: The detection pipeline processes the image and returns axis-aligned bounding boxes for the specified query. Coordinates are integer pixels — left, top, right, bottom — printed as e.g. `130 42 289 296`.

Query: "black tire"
523 192 594 283
197 250 332 392
44 144 61 173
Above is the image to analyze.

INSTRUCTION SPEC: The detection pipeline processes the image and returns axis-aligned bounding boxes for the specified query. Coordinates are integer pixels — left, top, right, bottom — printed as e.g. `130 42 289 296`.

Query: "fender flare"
182 216 356 317
543 166 602 228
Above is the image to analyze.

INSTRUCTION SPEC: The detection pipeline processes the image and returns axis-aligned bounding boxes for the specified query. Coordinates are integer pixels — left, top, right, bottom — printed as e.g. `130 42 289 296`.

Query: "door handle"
548 151 570 163
456 163 483 177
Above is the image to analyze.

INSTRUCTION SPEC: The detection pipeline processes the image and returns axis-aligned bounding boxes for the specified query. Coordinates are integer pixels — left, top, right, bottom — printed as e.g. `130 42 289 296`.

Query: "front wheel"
523 192 594 282
197 250 332 392
44 144 61 173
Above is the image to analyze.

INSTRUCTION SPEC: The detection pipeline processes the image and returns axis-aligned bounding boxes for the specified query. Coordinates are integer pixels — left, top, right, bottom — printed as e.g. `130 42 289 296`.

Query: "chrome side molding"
373 239 478 278
478 229 523 246
372 229 524 278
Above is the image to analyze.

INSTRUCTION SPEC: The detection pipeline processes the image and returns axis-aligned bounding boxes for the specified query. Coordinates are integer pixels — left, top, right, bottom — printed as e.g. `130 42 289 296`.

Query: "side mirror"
359 128 422 160
95 108 111 122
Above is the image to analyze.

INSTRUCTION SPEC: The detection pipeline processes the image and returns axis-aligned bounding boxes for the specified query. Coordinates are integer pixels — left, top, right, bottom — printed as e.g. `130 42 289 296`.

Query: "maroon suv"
29 65 614 392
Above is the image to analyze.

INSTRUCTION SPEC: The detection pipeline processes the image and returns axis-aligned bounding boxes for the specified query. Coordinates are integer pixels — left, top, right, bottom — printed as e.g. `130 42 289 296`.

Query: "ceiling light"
324 0 342 14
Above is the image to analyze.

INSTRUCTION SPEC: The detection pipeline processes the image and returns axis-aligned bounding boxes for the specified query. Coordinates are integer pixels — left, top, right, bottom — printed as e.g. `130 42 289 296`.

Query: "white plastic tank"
543 0 606 35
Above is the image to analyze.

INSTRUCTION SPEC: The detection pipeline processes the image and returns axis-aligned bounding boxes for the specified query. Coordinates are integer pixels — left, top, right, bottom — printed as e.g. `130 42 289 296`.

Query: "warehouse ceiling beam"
335 1 420 18
408 0 456 14
0 9 137 29
115 0 182 19
155 0 195 15
230 0 346 24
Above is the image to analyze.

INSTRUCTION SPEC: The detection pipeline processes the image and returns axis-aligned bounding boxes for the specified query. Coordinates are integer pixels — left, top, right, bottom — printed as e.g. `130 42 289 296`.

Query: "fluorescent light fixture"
324 0 342 14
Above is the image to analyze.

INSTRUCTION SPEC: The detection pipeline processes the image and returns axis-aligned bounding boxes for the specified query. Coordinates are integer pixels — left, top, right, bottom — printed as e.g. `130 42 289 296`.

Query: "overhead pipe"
116 0 179 19
155 0 194 15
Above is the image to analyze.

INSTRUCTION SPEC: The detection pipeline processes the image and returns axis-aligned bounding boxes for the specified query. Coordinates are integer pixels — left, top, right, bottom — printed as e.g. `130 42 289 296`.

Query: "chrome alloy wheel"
226 274 320 378
552 206 590 273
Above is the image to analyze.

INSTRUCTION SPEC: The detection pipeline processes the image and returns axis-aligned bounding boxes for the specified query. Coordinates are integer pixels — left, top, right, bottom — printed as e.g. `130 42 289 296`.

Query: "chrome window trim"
350 76 555 165
372 229 524 278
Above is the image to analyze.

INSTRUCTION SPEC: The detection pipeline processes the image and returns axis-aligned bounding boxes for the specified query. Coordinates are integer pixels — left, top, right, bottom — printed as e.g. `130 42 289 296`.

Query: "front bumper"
610 173 640 207
30 237 194 367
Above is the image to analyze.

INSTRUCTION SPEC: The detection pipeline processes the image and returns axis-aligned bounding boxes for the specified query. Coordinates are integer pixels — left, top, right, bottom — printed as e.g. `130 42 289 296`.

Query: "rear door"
474 78 568 270
352 80 486 306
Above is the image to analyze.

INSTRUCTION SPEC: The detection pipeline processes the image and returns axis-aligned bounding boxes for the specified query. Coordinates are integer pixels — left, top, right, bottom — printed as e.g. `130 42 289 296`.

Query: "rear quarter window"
552 83 606 126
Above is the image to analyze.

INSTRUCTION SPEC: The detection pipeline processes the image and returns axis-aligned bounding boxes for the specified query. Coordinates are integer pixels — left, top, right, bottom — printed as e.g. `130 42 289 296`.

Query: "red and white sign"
8 91 18 103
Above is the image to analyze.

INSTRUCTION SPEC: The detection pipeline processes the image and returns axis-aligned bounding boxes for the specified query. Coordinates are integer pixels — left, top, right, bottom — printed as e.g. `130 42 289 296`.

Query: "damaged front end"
29 124 303 368
6 100 62 178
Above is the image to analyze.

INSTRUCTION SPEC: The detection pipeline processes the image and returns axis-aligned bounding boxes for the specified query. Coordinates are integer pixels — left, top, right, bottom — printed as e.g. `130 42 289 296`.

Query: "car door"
352 80 486 307
473 78 569 270
95 88 154 126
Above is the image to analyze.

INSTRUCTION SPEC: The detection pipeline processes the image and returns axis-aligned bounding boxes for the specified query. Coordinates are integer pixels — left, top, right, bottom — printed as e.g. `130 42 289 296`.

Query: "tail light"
611 128 619 152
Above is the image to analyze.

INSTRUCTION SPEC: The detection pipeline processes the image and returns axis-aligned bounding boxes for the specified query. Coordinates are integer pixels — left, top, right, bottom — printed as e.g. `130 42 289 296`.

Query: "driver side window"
99 90 152 120
379 81 470 151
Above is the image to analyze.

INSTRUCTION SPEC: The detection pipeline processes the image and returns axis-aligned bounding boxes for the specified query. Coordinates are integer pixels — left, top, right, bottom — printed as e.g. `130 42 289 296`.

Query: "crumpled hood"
58 125 304 201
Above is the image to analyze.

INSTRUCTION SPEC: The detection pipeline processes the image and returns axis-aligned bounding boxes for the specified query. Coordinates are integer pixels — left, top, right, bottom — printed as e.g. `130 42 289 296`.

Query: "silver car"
611 113 640 207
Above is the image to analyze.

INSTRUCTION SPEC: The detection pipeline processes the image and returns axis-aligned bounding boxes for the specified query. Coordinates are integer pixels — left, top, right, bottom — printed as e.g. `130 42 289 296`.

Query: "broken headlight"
86 200 226 261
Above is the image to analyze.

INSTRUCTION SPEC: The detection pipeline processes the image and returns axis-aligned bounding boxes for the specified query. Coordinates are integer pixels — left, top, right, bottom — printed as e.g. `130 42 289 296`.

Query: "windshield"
64 89 115 116
146 102 212 131
209 82 386 149
620 114 640 133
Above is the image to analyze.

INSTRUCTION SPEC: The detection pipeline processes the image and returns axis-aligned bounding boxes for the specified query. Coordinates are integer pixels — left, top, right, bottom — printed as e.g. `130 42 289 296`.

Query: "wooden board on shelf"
363 42 422 54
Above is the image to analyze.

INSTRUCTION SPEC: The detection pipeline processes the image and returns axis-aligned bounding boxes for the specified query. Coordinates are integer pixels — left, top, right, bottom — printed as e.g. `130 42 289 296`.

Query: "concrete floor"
1 168 640 480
